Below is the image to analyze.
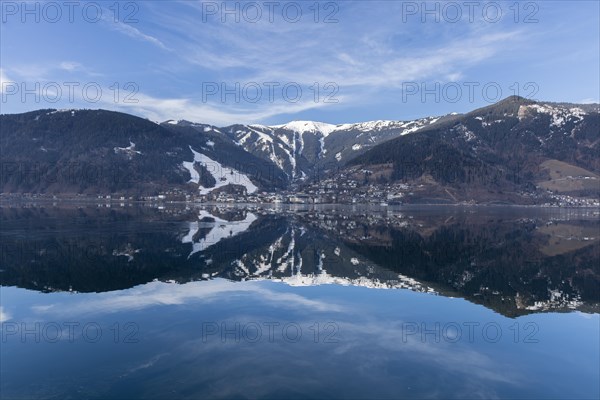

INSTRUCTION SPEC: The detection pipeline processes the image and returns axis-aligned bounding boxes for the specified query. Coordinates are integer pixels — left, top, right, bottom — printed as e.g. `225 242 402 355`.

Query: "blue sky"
1 0 599 125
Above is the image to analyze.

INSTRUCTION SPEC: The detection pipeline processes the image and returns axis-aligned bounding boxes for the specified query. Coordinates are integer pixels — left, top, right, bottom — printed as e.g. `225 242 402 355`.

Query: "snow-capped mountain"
164 115 444 181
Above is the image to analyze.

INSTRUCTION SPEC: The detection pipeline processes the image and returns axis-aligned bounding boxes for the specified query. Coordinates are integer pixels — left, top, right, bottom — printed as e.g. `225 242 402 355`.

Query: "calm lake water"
1 204 599 399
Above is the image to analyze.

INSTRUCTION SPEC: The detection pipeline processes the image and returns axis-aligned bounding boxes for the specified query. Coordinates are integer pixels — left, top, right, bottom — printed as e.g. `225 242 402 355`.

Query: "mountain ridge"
332 96 599 204
1 97 598 204
160 114 448 181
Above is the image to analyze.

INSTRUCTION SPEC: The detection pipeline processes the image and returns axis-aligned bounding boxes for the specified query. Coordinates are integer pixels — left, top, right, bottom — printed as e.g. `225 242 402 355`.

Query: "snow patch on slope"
519 104 587 127
182 146 257 194
318 136 327 158
114 141 142 158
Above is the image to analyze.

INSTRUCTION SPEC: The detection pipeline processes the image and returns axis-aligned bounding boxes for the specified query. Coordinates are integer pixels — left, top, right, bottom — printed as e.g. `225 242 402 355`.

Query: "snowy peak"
269 117 440 137
334 117 440 134
271 120 338 137
335 120 403 132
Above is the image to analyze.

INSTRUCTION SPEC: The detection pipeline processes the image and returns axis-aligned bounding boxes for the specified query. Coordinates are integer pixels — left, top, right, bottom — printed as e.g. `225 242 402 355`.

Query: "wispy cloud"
105 90 346 125
104 18 169 51
0 69 13 93
59 61 82 72
59 61 103 77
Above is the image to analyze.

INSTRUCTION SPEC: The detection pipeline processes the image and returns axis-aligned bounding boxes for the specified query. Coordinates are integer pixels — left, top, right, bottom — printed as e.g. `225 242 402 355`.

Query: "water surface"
1 204 599 399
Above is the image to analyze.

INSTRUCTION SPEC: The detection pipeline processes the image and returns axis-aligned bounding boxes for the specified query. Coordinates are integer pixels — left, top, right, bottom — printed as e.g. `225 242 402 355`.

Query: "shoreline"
1 196 599 209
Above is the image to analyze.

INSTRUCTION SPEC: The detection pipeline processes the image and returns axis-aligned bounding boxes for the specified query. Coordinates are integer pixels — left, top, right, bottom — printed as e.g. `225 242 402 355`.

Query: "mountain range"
1 96 598 204
161 115 444 182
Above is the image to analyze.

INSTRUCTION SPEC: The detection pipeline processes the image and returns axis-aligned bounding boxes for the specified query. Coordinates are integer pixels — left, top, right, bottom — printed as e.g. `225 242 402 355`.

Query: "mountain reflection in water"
1 204 598 317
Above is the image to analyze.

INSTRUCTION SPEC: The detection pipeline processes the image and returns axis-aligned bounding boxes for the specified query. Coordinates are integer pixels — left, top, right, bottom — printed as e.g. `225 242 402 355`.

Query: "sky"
1 0 599 126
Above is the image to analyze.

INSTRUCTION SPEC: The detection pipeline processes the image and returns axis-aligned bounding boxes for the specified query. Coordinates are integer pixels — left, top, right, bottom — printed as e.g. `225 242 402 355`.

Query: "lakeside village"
2 174 599 208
